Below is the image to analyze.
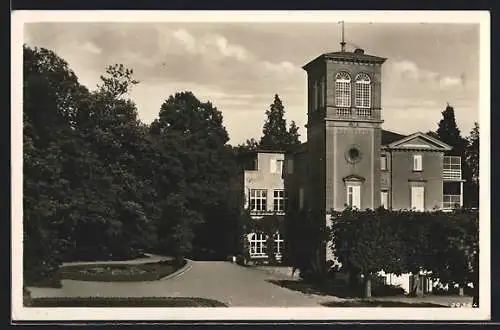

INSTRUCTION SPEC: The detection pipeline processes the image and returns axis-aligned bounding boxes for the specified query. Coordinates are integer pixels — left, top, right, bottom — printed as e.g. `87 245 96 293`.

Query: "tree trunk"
364 276 372 298
410 274 423 297
472 281 479 307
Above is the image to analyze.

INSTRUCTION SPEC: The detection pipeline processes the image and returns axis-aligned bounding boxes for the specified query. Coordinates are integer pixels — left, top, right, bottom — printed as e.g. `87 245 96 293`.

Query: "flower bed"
59 260 186 282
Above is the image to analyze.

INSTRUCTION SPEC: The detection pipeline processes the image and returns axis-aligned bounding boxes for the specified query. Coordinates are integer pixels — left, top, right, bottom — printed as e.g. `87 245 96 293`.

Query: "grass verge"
321 300 445 307
28 296 227 307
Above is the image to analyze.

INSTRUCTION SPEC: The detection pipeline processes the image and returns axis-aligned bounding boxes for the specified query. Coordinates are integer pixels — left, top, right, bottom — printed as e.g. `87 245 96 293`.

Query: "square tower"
303 48 387 215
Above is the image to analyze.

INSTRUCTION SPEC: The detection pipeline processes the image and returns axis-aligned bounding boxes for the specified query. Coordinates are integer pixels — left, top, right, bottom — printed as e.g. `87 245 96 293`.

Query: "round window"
345 145 362 163
348 148 360 160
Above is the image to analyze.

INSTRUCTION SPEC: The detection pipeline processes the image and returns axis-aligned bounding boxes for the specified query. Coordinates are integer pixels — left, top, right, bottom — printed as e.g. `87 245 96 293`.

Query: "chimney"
354 48 365 55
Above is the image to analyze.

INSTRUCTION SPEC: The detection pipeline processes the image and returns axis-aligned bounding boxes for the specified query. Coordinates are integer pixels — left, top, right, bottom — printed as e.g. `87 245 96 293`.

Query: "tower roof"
303 50 387 71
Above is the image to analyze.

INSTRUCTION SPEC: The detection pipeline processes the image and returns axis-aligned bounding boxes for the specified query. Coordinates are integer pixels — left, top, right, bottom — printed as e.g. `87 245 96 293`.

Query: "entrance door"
411 186 425 211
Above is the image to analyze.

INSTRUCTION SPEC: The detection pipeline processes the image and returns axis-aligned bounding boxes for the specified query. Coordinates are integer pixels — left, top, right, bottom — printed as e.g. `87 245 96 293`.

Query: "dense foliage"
435 104 479 208
23 46 244 286
330 208 479 300
260 94 301 151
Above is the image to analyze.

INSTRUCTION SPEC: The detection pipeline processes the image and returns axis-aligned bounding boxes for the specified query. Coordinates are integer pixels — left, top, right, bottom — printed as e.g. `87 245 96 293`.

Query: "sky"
23 21 480 145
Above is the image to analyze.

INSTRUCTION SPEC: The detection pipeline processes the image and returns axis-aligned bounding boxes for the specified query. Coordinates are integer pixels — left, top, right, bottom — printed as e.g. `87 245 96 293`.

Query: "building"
236 44 464 293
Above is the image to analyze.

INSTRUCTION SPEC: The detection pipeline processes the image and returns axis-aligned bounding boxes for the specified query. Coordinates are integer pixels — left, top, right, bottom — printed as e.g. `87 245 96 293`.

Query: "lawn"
321 300 444 307
27 296 227 307
268 279 404 298
59 259 186 282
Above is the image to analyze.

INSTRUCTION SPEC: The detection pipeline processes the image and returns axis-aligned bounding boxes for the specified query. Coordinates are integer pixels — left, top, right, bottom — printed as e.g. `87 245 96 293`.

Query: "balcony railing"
333 107 381 120
443 194 461 210
443 156 462 181
249 209 285 216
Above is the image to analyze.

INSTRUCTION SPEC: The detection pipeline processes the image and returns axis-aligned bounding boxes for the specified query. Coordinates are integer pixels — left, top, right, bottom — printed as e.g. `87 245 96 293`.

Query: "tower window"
355 73 371 108
312 80 318 110
335 72 351 107
319 76 325 108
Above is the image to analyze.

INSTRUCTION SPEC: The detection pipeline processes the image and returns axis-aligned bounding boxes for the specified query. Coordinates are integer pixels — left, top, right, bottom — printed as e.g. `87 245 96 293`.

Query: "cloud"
80 41 102 54
171 28 197 53
168 28 250 62
439 76 462 89
262 61 300 75
389 59 464 91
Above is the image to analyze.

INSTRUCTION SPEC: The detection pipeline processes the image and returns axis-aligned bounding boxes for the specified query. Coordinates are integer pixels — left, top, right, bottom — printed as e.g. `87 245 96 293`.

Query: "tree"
287 120 301 146
436 104 476 207
466 122 479 183
151 91 237 259
465 123 479 208
436 104 467 156
331 208 405 297
23 45 86 285
260 94 300 151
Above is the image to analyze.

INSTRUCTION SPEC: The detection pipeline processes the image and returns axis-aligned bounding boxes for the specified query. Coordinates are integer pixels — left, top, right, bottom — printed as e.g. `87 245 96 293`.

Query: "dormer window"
335 72 351 107
355 73 371 108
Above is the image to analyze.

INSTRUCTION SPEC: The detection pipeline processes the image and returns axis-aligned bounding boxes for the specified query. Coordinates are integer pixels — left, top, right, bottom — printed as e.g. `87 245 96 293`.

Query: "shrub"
328 208 478 298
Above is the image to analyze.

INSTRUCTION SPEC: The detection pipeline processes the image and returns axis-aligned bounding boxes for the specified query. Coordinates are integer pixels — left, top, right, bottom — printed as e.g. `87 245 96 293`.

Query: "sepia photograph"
12 10 490 321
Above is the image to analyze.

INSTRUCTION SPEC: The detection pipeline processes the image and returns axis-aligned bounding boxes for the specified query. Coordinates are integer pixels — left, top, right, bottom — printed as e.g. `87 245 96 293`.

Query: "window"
248 233 267 257
443 156 462 180
335 72 351 107
319 76 325 107
355 73 371 108
271 159 284 174
273 190 288 212
346 184 361 209
411 186 425 211
250 189 267 211
312 80 318 111
381 155 387 170
299 188 304 210
286 159 294 174
381 191 389 209
443 194 461 210
413 154 423 171
274 232 284 258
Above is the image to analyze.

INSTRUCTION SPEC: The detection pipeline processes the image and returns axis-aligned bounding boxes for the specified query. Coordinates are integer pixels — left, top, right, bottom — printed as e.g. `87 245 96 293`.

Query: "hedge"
330 208 478 299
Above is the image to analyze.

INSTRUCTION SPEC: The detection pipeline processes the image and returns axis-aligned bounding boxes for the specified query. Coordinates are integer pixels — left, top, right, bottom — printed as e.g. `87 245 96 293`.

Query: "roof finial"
340 20 346 52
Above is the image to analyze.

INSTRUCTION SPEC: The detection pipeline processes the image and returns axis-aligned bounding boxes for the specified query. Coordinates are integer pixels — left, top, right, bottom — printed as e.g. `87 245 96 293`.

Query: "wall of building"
284 149 308 212
243 152 285 212
390 150 444 211
326 122 381 211
307 122 326 214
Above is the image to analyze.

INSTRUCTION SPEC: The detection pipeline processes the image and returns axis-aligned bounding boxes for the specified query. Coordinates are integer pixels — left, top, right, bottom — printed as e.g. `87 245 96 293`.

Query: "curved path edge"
159 259 193 281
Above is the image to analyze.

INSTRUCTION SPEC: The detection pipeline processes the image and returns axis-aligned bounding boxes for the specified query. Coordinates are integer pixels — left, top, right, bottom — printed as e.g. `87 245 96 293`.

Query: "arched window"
355 73 371 108
335 72 351 107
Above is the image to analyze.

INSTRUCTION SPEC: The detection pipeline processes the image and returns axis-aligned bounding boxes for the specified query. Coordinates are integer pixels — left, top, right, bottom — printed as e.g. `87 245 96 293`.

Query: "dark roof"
303 50 387 70
381 130 406 146
324 51 387 63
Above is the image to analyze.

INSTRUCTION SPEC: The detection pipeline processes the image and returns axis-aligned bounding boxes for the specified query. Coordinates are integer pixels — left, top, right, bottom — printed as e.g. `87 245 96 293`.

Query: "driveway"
28 261 335 307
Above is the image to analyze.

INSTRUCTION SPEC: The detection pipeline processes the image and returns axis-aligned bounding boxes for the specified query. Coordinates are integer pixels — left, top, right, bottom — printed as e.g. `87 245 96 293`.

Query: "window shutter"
299 188 304 210
287 159 294 174
270 159 276 173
